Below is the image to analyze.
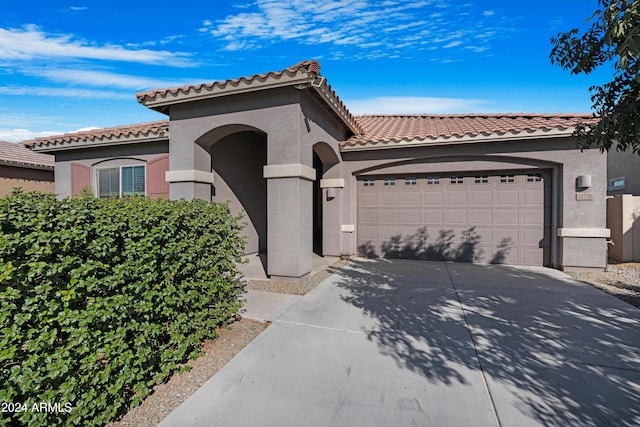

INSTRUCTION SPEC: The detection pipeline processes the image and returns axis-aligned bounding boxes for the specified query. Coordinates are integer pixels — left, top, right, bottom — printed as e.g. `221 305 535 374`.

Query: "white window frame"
405 177 417 186
95 164 147 198
526 173 543 183
426 176 440 185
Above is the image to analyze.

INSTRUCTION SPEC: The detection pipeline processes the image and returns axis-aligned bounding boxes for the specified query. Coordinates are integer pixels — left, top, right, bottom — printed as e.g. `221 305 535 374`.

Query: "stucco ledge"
556 228 611 238
263 164 316 181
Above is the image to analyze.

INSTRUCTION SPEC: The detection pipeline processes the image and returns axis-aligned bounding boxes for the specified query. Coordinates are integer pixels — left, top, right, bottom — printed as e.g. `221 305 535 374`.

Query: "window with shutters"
97 165 145 198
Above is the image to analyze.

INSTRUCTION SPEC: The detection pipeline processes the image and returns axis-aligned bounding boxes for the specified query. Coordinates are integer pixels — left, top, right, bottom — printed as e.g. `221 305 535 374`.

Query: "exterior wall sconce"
577 175 592 188
326 187 336 200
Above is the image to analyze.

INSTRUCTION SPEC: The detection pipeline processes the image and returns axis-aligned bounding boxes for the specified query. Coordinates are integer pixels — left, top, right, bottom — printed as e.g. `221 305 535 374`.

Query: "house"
23 60 609 279
607 147 640 196
0 140 54 197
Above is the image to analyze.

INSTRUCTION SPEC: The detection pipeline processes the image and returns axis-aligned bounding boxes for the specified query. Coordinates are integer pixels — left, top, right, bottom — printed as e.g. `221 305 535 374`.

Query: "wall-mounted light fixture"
577 175 592 188
327 187 336 200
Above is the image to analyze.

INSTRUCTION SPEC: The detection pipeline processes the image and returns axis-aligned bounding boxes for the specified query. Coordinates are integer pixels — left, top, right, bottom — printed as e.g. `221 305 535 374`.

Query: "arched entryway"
313 142 341 257
197 125 268 257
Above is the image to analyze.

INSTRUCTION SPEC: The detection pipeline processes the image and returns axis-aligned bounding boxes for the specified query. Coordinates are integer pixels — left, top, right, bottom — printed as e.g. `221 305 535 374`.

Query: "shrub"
0 190 246 426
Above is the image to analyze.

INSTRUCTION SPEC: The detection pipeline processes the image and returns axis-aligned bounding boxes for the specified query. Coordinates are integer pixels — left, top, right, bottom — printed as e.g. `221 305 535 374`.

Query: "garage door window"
500 175 515 183
405 177 417 185
426 176 440 185
527 173 543 182
363 179 375 186
450 176 464 184
383 178 396 186
474 175 489 184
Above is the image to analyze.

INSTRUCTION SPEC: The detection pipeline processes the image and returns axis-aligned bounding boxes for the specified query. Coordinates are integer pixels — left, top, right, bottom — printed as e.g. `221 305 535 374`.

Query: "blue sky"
1 0 608 142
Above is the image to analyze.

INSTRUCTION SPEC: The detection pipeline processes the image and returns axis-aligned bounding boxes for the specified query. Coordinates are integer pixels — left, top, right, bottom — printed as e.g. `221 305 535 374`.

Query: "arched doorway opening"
197 126 268 259
312 142 341 257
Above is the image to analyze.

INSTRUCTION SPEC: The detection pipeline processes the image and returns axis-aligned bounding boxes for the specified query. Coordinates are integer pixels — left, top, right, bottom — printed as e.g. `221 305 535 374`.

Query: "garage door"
357 172 551 265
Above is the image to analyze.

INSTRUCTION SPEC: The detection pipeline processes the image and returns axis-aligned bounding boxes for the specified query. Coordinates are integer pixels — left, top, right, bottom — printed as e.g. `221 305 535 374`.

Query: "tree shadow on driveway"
331 259 640 426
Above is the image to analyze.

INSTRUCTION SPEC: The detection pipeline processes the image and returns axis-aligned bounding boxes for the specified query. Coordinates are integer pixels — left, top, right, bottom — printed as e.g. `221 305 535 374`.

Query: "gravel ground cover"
107 259 348 426
566 262 640 309
107 319 268 427
245 258 349 295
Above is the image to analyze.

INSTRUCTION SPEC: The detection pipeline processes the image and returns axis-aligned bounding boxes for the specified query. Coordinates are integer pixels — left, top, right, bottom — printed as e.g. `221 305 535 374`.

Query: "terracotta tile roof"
23 120 169 150
136 60 362 134
343 114 596 149
0 140 54 169
136 60 321 105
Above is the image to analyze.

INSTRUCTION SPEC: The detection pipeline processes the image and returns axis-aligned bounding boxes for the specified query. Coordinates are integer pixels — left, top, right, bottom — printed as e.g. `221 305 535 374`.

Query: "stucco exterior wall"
607 194 640 262
0 165 54 196
211 131 267 254
166 86 348 277
52 141 168 198
340 137 608 270
607 149 640 196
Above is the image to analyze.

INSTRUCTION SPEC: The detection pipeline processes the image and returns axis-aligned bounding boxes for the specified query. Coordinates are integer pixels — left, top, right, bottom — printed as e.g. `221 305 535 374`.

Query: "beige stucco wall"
52 141 169 198
0 165 54 196
607 194 640 262
166 86 348 278
341 138 608 270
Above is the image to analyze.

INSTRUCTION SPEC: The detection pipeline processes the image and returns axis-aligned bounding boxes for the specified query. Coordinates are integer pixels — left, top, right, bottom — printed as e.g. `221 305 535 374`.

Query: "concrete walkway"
161 259 640 427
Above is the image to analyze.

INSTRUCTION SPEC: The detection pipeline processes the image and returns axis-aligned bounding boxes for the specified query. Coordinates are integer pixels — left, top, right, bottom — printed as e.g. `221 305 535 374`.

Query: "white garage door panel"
357 172 550 266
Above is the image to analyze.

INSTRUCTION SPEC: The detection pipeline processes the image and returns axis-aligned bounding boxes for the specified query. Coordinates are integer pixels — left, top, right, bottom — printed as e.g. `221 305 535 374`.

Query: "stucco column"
264 164 315 279
167 124 213 201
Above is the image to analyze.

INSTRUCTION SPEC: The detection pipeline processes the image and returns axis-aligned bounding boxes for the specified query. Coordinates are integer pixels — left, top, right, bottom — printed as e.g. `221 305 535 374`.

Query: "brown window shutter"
70 163 91 196
147 154 169 199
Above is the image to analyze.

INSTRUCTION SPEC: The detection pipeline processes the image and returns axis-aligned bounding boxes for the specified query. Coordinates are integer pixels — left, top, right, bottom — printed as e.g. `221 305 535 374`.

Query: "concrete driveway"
160 260 640 427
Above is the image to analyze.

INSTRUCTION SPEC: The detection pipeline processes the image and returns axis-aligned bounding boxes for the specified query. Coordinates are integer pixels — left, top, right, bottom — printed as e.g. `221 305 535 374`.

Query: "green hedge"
0 190 246 426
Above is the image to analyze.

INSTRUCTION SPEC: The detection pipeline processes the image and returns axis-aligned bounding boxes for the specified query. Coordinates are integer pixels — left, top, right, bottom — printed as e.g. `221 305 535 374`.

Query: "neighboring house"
606 146 640 261
607 147 640 196
0 140 54 197
24 60 609 278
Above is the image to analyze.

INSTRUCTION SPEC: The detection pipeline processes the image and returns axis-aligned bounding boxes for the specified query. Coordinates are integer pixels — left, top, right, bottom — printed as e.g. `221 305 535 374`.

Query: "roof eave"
340 128 576 152
0 159 54 170
138 73 316 113
28 134 169 153
310 84 362 135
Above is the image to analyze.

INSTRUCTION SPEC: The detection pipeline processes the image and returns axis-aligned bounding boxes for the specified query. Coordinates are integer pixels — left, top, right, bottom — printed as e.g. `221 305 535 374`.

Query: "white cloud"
444 41 463 48
0 26 193 67
0 128 63 142
207 0 507 58
69 6 88 11
30 69 192 90
0 85 130 100
0 126 100 143
345 96 492 114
